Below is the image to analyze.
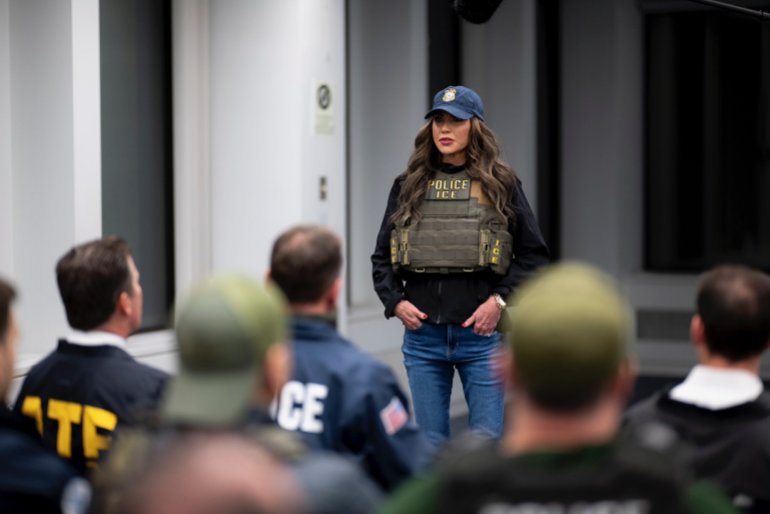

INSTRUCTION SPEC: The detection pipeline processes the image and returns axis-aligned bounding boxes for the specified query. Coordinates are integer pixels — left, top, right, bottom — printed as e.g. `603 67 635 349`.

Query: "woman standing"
371 85 549 447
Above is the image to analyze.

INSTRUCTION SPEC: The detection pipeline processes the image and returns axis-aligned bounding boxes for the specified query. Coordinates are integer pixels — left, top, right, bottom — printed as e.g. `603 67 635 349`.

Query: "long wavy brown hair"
390 117 517 226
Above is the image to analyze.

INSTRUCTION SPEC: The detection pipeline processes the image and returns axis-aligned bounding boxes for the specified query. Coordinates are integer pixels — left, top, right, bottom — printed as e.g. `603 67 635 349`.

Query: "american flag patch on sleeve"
380 397 409 435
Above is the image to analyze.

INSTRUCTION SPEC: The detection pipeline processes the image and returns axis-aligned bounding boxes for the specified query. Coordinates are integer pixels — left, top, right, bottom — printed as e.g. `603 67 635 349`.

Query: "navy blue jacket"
13 340 168 476
274 316 433 491
0 406 89 513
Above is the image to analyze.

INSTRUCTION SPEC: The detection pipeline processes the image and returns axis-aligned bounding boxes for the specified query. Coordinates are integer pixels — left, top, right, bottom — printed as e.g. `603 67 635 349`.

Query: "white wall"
298 0 346 234
209 1 302 276
297 0 348 327
173 0 212 297
0 0 11 274
5 0 102 368
207 0 346 285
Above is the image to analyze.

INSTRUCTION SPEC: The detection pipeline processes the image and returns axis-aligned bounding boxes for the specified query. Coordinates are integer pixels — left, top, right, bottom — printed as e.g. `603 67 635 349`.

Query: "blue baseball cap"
425 85 485 121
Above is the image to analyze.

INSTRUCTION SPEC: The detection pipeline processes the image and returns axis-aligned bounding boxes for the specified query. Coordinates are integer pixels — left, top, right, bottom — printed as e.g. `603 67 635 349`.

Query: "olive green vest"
391 169 513 274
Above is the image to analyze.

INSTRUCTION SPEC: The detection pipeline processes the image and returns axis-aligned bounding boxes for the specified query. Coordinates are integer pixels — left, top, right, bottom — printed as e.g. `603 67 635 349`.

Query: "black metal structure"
687 0 770 19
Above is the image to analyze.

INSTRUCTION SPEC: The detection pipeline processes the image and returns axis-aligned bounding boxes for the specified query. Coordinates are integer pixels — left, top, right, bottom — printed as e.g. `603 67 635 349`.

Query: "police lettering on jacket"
426 177 470 200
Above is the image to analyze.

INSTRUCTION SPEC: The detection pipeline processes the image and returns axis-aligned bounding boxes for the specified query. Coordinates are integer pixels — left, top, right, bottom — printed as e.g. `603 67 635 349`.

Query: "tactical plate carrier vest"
391 169 513 274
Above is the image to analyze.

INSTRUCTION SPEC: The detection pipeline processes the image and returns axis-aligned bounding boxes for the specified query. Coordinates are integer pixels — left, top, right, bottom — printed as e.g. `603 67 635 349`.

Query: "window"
100 0 174 330
644 3 770 272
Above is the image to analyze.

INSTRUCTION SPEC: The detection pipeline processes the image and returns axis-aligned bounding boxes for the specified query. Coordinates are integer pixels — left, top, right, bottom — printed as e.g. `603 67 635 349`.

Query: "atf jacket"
14 340 168 476
625 386 770 510
274 316 434 491
371 164 550 324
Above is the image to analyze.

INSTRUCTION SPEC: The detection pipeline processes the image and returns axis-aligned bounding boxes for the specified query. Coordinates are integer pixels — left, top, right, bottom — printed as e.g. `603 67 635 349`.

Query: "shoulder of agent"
375 470 440 514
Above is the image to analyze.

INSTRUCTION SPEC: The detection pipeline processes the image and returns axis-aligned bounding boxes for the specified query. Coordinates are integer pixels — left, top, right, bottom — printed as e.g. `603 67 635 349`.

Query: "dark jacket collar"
290 315 344 343
439 162 467 174
57 339 132 359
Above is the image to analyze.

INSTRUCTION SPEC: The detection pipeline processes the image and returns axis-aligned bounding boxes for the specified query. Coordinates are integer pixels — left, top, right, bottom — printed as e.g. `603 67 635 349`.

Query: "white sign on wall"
313 80 335 136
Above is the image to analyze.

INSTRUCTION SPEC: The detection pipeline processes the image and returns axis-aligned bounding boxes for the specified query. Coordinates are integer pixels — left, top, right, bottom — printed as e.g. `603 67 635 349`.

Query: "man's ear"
325 277 342 309
265 270 273 283
610 357 637 403
690 314 707 347
263 342 291 397
117 291 131 316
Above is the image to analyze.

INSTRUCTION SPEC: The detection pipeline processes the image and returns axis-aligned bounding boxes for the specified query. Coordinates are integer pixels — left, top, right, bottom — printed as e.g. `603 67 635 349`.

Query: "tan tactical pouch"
479 228 513 275
391 224 512 275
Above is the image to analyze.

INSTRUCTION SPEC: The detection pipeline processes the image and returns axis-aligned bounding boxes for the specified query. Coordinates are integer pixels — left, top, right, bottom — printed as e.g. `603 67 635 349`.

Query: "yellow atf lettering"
47 400 83 458
20 397 119 463
82 405 117 459
21 396 43 435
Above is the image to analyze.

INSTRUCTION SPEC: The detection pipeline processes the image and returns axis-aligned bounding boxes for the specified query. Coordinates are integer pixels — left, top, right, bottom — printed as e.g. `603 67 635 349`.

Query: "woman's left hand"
462 296 501 336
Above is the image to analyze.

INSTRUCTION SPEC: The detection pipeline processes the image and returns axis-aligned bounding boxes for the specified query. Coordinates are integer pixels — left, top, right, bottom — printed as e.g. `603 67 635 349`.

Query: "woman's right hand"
394 300 428 330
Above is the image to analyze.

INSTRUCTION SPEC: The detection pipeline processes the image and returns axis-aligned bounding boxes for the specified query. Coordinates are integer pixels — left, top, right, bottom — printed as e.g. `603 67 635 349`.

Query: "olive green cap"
162 275 288 426
506 262 633 409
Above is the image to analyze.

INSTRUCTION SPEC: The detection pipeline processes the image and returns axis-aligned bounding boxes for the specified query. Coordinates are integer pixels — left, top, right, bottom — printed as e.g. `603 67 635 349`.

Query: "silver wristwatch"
492 293 507 312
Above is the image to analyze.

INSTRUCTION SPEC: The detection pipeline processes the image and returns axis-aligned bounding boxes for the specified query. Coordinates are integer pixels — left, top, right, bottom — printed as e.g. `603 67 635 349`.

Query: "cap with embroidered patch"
161 275 288 427
425 85 485 121
506 262 633 410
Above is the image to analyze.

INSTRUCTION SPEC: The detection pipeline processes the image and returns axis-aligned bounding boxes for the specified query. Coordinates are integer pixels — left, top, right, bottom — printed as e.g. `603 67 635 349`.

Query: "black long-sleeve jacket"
371 165 550 325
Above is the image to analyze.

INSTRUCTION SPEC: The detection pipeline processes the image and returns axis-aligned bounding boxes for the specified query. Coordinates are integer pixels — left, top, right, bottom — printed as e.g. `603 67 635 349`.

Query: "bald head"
269 225 342 304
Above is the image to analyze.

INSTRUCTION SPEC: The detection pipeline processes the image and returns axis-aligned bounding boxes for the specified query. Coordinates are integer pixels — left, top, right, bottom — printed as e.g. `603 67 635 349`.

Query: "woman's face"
431 111 471 166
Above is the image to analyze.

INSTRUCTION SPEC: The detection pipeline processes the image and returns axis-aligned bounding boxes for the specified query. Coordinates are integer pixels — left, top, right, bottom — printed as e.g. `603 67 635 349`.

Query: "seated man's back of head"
626 265 770 511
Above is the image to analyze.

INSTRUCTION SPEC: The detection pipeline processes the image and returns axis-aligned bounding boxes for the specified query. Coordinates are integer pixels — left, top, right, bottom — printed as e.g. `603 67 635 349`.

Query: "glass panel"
645 8 770 272
100 0 174 330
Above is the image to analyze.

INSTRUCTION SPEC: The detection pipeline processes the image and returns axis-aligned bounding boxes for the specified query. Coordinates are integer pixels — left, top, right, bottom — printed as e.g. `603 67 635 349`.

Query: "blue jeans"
402 322 504 448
